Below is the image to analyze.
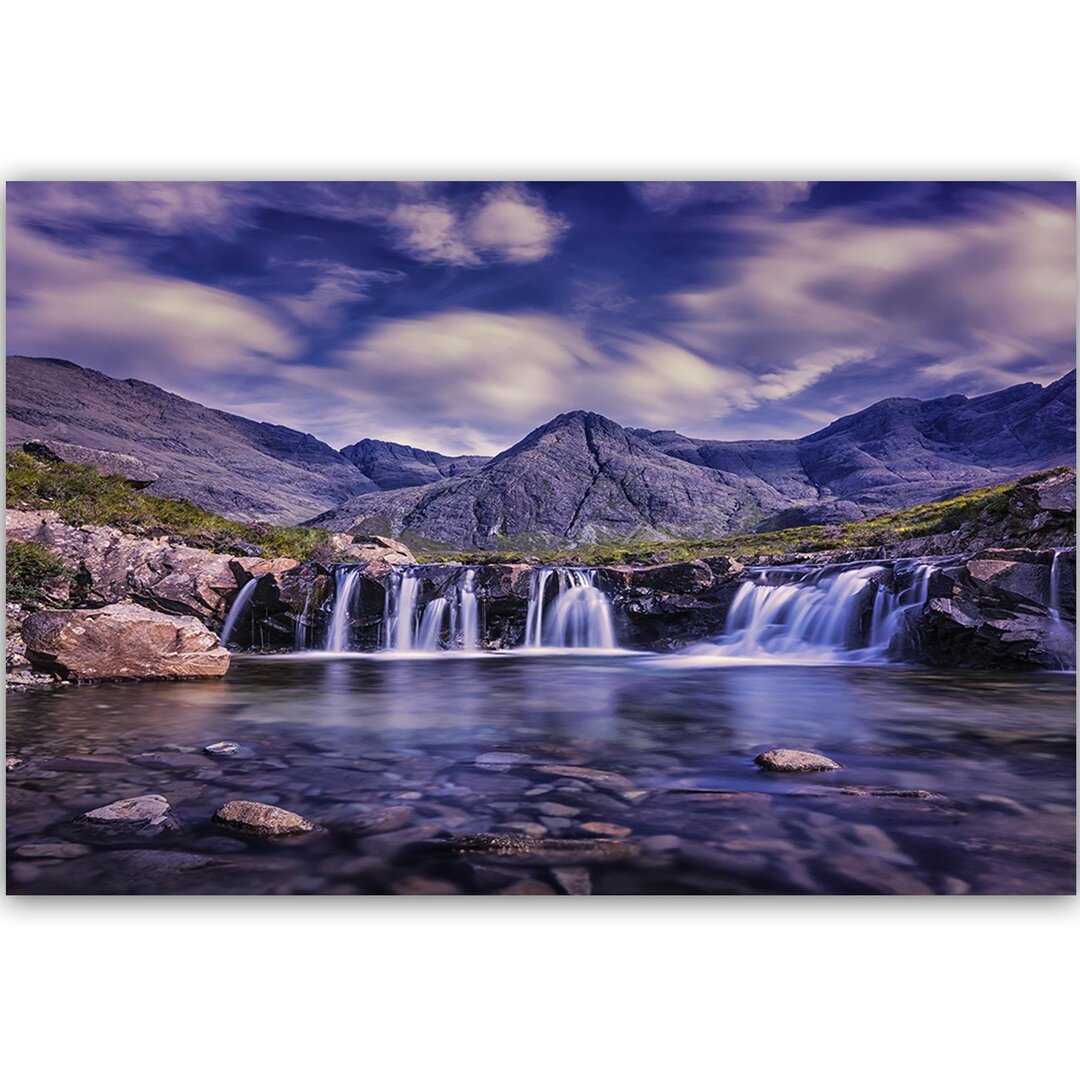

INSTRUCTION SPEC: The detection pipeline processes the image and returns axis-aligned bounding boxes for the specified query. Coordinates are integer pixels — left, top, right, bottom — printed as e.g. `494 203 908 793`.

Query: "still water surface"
7 655 1076 894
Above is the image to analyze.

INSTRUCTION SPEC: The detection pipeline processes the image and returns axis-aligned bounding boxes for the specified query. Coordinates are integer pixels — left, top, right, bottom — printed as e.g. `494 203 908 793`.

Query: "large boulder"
328 533 415 573
21 603 230 680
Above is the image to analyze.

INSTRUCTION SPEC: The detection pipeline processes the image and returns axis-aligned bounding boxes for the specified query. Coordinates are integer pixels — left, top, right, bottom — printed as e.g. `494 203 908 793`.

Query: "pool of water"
6 655 1076 894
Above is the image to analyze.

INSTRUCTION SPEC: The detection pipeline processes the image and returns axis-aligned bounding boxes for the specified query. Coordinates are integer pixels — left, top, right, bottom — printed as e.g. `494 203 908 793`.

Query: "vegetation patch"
5 540 74 606
6 452 333 561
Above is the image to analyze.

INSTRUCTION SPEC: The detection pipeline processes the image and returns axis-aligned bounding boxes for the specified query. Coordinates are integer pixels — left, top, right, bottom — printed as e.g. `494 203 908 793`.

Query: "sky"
6 180 1076 455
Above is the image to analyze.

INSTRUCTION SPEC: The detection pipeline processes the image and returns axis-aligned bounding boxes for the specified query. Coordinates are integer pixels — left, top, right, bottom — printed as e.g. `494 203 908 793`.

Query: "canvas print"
4 180 1075 895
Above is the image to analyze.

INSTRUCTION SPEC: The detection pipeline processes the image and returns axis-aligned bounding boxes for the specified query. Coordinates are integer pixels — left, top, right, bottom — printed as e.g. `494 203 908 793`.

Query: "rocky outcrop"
20 439 159 486
21 603 230 680
4 509 282 624
327 533 414 572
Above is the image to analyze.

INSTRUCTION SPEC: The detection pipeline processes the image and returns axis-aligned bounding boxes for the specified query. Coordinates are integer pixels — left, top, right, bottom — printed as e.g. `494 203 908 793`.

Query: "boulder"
212 800 317 836
755 749 842 772
75 794 176 833
22 603 230 680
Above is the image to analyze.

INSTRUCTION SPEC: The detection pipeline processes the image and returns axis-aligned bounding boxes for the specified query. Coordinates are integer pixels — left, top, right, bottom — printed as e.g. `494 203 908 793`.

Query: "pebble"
474 752 529 771
390 876 461 895
212 800 317 837
754 749 842 773
580 821 632 839
6 757 22 771
432 833 642 865
499 878 556 895
536 765 636 792
535 801 581 817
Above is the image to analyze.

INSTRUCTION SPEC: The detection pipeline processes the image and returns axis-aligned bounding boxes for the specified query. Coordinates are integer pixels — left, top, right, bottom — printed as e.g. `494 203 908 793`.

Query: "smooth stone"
6 757 22 771
474 752 529 771
499 878 557 895
754 748 842 773
204 741 243 757
76 794 172 827
16 842 92 859
431 833 641 865
535 801 581 817
501 821 549 838
975 794 1031 815
326 805 416 836
212 800 317 837
389 876 461 895
535 765 636 792
579 821 633 839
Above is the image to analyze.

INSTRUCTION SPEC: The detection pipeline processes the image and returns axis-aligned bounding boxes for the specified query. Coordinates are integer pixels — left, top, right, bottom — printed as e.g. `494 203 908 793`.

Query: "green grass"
5 451 333 561
415 468 1072 566
5 539 74 605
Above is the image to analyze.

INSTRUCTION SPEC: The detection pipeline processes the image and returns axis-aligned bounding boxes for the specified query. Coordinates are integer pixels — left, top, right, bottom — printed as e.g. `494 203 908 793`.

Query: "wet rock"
204 741 243 757
6 757 22 771
429 833 641 865
535 801 581 817
819 853 934 895
325 804 416 836
15 842 92 859
22 603 230 681
501 821 549 838
552 867 592 895
975 794 1031 815
75 794 175 832
474 751 529 771
212 800 317 836
535 765 636 793
754 749 842 773
580 821 633 839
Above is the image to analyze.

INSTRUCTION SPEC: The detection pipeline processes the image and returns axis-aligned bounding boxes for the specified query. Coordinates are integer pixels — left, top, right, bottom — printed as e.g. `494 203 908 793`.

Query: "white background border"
3 3 1077 1078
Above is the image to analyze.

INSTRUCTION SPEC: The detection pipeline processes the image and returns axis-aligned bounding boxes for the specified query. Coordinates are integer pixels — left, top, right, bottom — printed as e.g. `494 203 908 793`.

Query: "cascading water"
459 569 479 651
1048 549 1063 621
700 560 940 662
415 597 449 650
524 568 616 650
326 567 364 653
384 569 422 651
221 578 259 648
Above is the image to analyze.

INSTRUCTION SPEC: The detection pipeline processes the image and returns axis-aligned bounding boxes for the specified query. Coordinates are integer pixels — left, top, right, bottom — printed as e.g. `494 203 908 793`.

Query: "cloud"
662 189 1076 409
276 261 403 327
389 185 568 266
6 223 299 392
630 181 814 214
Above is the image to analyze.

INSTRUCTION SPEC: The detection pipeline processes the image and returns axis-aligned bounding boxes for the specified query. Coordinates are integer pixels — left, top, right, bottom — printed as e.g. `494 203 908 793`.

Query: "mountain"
339 438 489 490
310 373 1076 548
5 355 379 523
308 410 831 547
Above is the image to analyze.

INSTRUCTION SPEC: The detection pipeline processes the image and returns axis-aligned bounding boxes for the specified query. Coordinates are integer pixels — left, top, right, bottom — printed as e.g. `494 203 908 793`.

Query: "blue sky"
6 181 1075 454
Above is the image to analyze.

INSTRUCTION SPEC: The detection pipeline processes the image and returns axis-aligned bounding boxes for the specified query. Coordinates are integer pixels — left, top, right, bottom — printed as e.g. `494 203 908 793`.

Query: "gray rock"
755 749 842 773
340 438 488 490
552 867 592 895
16 841 92 859
22 439 158 486
76 794 174 831
204 741 243 757
429 833 641 865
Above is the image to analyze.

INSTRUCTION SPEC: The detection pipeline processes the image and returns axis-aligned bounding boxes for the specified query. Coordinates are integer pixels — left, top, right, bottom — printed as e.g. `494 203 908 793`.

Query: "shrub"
5 540 73 606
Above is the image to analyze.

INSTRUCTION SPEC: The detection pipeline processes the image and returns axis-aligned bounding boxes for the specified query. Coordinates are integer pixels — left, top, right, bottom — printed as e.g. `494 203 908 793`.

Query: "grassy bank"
5 451 332 561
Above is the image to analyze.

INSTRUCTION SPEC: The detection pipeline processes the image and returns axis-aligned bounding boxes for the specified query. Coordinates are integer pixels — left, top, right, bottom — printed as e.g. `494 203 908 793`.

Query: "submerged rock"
755 749 842 773
428 833 641 865
212 800 317 837
22 603 230 680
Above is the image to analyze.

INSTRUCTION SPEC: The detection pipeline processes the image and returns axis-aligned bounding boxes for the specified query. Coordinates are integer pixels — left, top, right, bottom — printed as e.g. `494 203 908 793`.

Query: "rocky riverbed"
6 655 1075 895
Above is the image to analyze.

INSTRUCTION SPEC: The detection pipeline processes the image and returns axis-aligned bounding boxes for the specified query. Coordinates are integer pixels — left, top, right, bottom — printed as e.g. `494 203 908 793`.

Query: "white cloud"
277 261 402 326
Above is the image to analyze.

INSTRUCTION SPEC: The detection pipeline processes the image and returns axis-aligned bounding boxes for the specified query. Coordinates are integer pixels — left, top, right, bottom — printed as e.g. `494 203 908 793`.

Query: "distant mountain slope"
339 438 489 490
309 411 821 547
312 372 1076 547
5 355 378 523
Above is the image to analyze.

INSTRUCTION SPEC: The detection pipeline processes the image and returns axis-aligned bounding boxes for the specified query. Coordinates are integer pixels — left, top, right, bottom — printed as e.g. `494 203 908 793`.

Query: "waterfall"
384 569 422 651
326 567 364 653
1048 550 1063 620
221 578 259 648
416 597 449 651
460 569 479 651
524 568 616 650
705 561 938 662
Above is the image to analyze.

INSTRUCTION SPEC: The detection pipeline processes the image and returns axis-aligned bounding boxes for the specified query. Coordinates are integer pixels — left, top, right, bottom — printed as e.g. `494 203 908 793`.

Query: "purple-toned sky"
6 181 1076 454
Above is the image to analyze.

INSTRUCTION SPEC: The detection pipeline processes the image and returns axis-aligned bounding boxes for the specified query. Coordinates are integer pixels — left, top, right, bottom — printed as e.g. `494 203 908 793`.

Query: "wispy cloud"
630 181 814 213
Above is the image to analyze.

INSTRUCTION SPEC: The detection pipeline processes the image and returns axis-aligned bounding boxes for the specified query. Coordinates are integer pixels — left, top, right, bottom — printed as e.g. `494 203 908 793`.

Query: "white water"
384 569 422 651
415 597 449 650
692 561 938 663
326 567 364 653
460 569 479 651
525 568 617 650
1048 549 1063 621
221 578 259 648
